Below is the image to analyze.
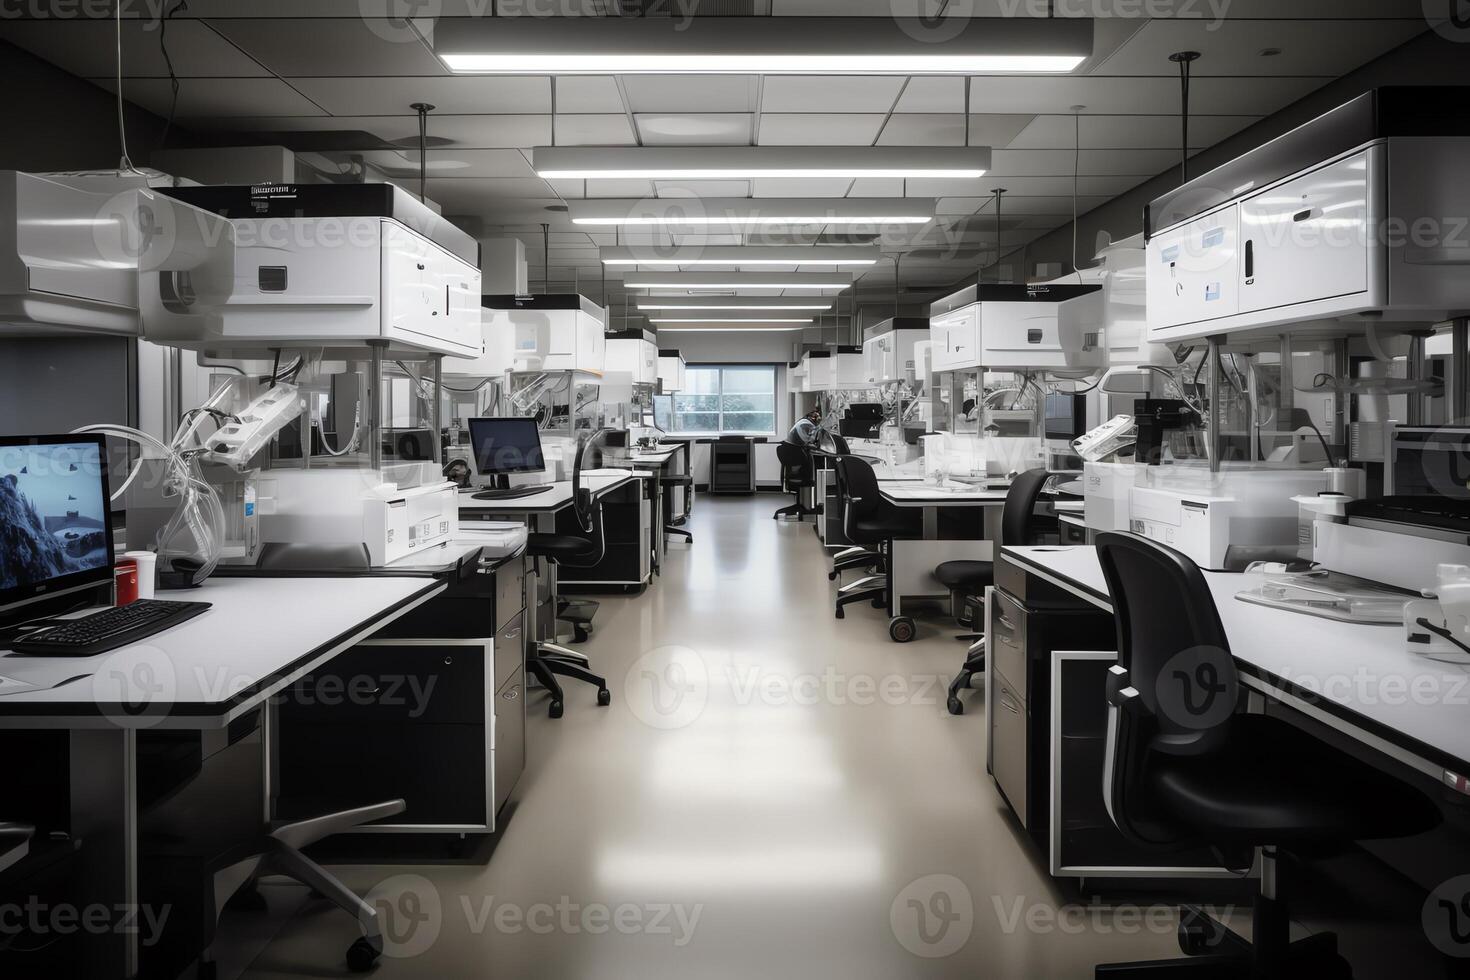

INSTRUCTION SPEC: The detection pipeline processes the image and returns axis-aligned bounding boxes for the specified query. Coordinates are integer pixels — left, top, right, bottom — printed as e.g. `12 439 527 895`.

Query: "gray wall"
1008 27 1459 280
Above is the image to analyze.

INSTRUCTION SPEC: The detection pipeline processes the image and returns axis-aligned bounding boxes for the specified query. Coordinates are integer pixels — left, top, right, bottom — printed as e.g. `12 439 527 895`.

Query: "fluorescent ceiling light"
436 17 1091 75
651 318 813 324
623 273 854 291
602 245 880 268
656 326 808 332
570 198 934 228
537 147 989 181
638 302 833 311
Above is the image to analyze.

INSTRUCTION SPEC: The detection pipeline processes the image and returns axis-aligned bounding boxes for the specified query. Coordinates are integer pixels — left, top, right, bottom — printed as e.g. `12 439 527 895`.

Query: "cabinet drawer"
284 643 487 725
990 590 1028 700
493 613 525 692
495 556 525 630
493 667 526 814
991 669 1029 827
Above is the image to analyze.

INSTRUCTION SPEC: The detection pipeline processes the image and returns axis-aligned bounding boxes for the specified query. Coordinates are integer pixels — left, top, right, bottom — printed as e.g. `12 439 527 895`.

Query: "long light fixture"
638 300 833 312
435 17 1091 75
536 147 989 181
655 324 810 332
651 318 813 324
623 273 855 291
602 245 880 268
570 198 934 228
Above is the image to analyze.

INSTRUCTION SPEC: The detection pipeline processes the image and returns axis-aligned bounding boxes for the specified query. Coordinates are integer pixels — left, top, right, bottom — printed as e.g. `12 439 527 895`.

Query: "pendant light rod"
410 102 434 203
1169 51 1200 185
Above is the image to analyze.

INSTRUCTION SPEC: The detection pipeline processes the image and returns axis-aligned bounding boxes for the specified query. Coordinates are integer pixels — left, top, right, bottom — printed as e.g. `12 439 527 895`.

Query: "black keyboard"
473 485 553 501
9 599 212 657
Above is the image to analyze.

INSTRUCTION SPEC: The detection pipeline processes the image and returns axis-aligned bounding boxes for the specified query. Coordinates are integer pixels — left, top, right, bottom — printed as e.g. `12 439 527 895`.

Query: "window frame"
665 363 779 437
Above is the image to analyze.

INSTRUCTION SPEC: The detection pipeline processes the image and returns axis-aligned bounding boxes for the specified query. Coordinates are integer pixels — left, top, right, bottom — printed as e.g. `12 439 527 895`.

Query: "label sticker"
1201 227 1225 248
1161 245 1180 263
1204 282 1221 302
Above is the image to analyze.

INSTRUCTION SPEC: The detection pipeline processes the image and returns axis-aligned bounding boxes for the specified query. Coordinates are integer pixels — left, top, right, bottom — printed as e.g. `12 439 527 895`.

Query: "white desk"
0 575 445 977
1002 545 1470 788
456 473 639 517
877 480 1010 619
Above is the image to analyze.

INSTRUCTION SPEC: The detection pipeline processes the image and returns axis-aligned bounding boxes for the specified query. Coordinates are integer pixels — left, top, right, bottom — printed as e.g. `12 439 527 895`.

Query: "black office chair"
937 468 1053 715
525 432 613 718
0 823 31 880
774 442 817 521
663 448 695 545
1093 531 1441 978
826 446 885 582
831 455 921 635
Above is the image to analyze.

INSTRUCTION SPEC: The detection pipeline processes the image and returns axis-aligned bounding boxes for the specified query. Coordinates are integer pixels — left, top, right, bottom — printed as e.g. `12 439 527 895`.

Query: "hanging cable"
114 1 144 174
158 0 188 150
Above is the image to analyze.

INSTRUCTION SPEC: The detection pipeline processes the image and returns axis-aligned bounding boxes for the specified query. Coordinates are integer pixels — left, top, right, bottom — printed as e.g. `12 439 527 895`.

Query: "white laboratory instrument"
605 328 659 385
1405 564 1470 663
1 170 235 337
487 293 607 375
1146 87 1470 343
801 349 834 391
1127 464 1338 570
862 317 930 384
141 183 481 358
658 349 687 392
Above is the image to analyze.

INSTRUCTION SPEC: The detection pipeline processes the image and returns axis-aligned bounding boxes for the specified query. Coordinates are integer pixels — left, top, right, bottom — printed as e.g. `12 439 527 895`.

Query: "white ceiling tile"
876 114 964 147
93 77 326 120
906 175 1142 198
988 148 1175 177
205 18 446 76
636 114 754 146
965 114 1040 148
0 19 268 77
1006 113 1259 150
846 178 908 197
622 76 759 113
761 76 906 113
289 76 551 116
576 179 658 199
207 114 553 148
655 180 754 198
965 75 1324 117
553 76 627 113
1091 18 1429 77
750 178 862 198
757 114 885 146
893 77 965 113
426 177 560 206
348 148 536 179
554 114 637 146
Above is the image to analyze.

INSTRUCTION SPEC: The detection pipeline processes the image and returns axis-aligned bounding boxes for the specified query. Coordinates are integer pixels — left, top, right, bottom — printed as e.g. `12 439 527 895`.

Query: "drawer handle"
996 614 1018 633
999 693 1020 714
503 628 522 640
443 656 453 666
502 688 520 702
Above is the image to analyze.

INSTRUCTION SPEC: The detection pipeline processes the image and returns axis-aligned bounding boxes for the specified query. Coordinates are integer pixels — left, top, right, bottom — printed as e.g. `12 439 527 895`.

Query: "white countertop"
457 473 640 513
879 480 1010 506
1003 545 1470 779
0 576 444 728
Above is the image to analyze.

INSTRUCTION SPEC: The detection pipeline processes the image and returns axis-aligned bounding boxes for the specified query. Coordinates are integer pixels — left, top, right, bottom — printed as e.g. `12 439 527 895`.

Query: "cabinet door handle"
996 613 1018 633
1243 239 1254 280
502 688 520 702
503 628 522 641
999 692 1020 714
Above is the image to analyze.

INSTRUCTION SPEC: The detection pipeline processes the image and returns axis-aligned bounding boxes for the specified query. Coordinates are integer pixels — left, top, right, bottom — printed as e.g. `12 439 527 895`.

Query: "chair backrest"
830 434 851 455
834 455 888 546
1095 530 1240 849
1000 468 1053 546
776 441 812 489
563 431 607 568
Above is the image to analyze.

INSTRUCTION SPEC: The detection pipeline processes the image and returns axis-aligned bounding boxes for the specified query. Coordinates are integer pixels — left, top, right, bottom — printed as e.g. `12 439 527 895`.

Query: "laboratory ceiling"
0 1 1430 320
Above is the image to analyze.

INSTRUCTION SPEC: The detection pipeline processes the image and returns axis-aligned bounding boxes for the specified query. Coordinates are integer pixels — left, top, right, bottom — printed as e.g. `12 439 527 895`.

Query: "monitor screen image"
1044 393 1086 442
0 435 115 610
468 418 546 477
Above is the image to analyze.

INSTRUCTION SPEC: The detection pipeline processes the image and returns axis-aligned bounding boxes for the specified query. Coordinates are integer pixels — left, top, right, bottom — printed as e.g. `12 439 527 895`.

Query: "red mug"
114 560 139 607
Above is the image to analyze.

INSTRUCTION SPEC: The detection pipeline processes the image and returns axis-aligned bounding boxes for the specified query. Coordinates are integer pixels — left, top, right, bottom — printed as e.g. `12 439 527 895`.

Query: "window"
665 365 778 435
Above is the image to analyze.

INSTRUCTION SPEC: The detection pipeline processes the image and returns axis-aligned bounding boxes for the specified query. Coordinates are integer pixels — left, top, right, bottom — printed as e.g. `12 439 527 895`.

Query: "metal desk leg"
652 475 665 575
70 728 139 977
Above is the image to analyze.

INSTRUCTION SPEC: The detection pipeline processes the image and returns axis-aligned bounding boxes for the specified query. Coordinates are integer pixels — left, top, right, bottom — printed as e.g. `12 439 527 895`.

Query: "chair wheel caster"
573 626 591 644
1177 906 1227 955
947 696 964 715
889 616 916 643
597 688 611 706
346 937 381 973
549 700 564 719
828 571 838 581
834 607 845 620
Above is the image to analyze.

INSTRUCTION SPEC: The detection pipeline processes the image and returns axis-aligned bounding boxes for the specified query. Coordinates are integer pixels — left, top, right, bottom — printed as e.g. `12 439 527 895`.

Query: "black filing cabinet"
276 550 526 835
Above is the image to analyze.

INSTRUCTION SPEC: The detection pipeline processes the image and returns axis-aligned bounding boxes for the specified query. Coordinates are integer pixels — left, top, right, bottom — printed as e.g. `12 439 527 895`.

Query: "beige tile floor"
232 495 1425 980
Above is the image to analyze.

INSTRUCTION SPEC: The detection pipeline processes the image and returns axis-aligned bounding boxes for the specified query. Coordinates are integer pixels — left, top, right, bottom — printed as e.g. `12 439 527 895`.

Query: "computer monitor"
468 417 546 489
1044 393 1086 443
0 434 115 617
